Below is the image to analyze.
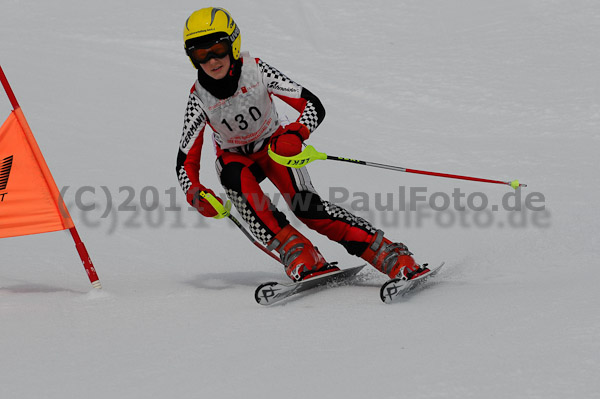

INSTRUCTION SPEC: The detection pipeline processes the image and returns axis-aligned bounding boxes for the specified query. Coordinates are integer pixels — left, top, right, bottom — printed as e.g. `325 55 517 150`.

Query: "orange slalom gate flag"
0 108 75 238
0 65 100 289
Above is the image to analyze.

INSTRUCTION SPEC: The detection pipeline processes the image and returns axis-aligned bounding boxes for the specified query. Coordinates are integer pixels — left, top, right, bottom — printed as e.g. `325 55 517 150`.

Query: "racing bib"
193 54 280 150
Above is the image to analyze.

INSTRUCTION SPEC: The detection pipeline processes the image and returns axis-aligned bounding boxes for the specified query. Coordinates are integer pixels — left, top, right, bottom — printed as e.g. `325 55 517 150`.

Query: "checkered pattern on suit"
216 147 378 256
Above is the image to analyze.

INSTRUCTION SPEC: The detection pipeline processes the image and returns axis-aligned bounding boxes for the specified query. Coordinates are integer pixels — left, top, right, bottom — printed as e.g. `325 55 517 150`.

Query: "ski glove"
186 184 223 218
269 122 310 157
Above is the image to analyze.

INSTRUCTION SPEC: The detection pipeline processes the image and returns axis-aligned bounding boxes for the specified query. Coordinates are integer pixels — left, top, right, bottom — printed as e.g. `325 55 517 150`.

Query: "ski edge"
255 264 366 306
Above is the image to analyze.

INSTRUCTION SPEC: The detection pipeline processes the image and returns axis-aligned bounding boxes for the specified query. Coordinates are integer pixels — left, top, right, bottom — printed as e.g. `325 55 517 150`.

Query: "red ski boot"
267 225 340 282
361 230 429 280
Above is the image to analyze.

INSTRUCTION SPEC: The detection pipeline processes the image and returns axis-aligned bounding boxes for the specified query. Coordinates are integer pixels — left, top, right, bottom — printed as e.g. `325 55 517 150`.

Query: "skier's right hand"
269 122 310 157
187 184 223 217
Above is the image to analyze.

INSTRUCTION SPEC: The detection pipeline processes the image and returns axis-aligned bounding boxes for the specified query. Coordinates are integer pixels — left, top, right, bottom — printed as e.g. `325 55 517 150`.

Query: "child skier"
176 7 429 282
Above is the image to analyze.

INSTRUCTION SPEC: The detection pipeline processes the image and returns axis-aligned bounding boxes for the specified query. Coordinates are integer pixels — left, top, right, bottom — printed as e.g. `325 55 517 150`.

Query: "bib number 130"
222 106 262 131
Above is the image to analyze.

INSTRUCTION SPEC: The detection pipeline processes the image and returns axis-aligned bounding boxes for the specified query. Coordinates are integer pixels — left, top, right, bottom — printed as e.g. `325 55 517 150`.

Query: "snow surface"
1 1 599 398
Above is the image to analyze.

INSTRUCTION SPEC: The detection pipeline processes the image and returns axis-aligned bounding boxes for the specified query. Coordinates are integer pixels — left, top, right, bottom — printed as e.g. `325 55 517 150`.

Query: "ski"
379 262 446 303
255 264 366 305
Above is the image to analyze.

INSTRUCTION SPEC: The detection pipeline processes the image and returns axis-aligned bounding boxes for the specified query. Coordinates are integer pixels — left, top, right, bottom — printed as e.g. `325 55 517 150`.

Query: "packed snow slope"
1 1 599 398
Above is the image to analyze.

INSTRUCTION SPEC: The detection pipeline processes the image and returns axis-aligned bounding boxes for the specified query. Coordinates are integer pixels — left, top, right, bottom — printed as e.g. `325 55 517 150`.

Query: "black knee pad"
219 161 266 191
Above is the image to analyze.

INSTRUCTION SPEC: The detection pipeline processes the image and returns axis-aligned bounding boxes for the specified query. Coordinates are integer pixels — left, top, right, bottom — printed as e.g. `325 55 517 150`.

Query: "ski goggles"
187 40 230 64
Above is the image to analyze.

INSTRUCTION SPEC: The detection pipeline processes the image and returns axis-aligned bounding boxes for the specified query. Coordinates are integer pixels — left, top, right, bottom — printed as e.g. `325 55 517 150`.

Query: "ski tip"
379 261 446 303
255 281 279 305
379 278 407 303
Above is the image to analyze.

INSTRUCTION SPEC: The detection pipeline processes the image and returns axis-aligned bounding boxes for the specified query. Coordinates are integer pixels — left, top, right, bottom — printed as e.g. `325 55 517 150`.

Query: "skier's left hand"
270 122 310 156
187 184 223 218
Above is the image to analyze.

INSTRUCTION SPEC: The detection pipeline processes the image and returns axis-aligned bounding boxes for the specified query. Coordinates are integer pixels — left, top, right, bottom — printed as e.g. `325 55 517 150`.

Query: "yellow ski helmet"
183 7 241 68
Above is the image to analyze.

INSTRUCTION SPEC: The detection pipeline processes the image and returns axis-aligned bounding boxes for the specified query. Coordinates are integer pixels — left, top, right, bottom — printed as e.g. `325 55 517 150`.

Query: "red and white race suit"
176 54 378 256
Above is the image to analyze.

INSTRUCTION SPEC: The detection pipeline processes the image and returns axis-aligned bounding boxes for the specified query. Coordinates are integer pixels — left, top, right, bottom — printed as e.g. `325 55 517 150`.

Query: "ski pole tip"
509 180 527 189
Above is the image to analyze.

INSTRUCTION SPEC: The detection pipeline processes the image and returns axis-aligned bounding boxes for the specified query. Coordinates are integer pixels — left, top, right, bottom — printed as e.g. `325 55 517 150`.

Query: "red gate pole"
0 65 101 289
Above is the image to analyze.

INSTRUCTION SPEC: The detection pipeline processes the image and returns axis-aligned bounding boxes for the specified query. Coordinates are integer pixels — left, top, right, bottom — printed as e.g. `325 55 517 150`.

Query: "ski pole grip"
199 191 231 219
268 144 327 168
